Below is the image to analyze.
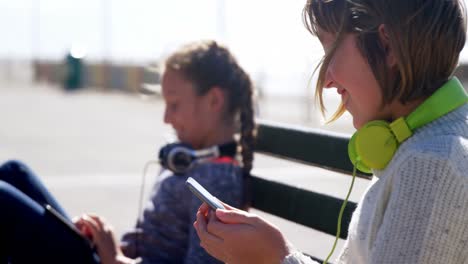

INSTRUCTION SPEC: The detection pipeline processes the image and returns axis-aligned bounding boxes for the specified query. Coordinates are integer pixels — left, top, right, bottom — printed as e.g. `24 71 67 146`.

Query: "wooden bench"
249 120 372 263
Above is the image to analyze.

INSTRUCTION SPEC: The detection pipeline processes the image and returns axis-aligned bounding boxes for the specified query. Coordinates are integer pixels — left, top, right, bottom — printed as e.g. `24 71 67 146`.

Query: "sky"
1 0 468 96
0 1 321 62
0 0 324 94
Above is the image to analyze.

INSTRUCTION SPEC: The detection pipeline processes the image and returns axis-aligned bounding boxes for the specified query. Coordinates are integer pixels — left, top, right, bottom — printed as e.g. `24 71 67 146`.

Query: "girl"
116 40 257 264
0 40 256 264
194 0 468 263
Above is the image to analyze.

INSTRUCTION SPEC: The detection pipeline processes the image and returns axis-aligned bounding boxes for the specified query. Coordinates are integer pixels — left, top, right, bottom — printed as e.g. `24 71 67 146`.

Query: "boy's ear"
208 86 225 112
378 24 396 68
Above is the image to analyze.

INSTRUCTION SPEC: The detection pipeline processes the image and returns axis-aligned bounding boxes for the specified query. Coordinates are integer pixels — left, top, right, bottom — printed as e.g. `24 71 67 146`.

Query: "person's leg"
0 181 100 264
0 160 69 218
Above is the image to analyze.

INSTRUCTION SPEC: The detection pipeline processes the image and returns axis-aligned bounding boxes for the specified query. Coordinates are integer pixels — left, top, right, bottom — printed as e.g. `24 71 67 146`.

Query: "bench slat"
250 176 357 239
256 121 372 179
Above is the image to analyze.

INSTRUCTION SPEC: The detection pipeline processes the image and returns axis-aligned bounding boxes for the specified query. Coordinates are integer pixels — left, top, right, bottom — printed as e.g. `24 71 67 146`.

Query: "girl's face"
319 31 391 129
161 69 218 149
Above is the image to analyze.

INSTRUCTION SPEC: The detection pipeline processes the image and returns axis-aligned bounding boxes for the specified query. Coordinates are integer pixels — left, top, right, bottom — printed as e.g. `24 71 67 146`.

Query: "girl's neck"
198 123 236 149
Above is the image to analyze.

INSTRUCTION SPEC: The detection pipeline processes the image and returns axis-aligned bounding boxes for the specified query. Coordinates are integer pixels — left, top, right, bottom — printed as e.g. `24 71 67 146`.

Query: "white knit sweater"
283 104 468 264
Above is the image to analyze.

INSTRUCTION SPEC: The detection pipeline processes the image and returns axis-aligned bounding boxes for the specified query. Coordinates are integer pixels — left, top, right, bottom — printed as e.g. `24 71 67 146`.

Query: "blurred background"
1 0 468 260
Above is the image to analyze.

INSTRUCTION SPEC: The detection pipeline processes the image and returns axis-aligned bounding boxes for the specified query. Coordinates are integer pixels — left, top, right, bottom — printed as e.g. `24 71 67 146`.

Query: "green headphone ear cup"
353 120 398 171
348 133 372 173
348 78 466 173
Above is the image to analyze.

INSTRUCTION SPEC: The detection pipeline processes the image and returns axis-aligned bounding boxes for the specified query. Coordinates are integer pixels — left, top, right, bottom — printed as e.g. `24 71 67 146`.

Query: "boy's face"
318 31 391 129
161 69 215 149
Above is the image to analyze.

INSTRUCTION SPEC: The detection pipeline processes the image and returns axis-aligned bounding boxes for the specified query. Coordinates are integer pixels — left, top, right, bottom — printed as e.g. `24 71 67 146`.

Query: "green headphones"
348 77 468 173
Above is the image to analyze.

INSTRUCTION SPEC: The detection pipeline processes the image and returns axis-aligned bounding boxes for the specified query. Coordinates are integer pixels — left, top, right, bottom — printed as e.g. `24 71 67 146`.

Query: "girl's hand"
74 214 134 264
194 202 292 264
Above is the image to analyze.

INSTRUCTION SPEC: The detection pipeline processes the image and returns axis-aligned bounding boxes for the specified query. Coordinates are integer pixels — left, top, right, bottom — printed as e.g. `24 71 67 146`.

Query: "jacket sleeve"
121 171 190 264
121 163 244 264
183 163 244 264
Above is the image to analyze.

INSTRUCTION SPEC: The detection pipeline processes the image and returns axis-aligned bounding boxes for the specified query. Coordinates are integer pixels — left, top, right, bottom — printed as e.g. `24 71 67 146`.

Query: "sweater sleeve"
368 150 468 264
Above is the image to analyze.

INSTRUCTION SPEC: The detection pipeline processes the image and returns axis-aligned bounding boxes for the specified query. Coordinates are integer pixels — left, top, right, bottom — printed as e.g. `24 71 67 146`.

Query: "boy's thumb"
215 209 251 224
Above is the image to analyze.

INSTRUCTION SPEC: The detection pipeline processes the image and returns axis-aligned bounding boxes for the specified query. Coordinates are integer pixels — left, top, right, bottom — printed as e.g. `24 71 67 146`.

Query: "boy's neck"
389 97 426 121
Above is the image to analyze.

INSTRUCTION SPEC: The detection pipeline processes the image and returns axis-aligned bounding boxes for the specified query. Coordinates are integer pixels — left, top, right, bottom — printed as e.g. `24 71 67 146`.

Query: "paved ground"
0 80 369 261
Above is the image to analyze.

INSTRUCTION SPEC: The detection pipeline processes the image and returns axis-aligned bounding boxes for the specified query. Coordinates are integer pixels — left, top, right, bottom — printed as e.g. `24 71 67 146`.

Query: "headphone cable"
322 159 359 264
137 160 160 222
133 159 159 257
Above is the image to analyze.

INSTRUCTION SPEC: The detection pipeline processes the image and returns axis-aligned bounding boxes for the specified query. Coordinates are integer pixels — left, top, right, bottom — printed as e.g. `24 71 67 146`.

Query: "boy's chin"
352 119 361 130
352 118 367 130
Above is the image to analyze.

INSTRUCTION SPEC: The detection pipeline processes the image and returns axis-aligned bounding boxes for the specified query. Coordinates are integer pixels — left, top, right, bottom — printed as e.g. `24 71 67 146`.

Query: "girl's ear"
208 86 225 113
378 24 396 68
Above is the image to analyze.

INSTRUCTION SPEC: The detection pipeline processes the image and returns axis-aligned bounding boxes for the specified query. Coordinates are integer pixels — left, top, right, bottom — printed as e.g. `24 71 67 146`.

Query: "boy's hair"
164 40 257 205
303 0 467 121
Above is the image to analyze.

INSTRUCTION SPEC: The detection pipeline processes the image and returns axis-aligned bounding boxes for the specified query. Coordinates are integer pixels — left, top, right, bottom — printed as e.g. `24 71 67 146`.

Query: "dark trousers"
0 160 100 264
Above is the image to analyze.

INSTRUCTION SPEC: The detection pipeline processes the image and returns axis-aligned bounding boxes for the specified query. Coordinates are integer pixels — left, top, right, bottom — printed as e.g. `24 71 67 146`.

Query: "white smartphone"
185 177 225 210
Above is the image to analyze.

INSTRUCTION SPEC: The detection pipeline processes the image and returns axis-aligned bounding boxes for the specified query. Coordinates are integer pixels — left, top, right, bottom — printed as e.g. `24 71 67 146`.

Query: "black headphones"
158 141 237 174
